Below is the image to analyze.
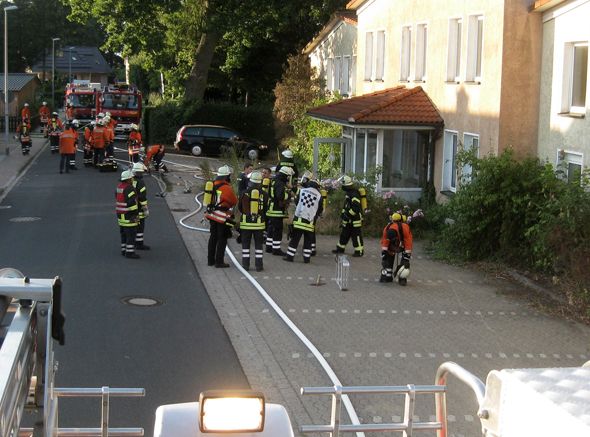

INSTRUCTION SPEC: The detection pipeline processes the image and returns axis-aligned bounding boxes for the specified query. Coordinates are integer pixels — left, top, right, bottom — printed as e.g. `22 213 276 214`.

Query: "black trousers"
268 217 285 252
286 227 313 261
241 229 264 269
93 148 105 166
338 225 364 252
136 218 146 244
120 225 137 254
208 219 231 264
50 136 59 151
153 152 165 170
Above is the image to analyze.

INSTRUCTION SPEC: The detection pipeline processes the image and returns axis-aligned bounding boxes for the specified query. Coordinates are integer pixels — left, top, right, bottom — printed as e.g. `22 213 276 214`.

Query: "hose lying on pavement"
179 190 365 437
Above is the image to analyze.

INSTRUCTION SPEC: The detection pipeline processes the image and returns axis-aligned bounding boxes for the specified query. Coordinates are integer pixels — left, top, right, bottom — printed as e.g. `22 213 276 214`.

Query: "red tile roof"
306 86 444 127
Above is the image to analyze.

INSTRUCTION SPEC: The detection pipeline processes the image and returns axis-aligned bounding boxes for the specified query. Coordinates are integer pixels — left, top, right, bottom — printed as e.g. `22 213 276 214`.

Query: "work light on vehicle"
199 390 265 433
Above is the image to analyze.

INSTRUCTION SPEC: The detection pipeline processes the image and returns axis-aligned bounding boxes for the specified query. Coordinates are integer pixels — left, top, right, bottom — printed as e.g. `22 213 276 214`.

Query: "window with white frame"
364 31 374 80
447 17 462 82
466 13 484 82
443 130 459 192
334 56 342 93
557 150 583 181
342 56 350 96
462 133 479 182
415 23 428 81
351 56 357 96
400 25 412 82
382 130 427 188
562 42 588 114
326 58 333 92
375 30 386 81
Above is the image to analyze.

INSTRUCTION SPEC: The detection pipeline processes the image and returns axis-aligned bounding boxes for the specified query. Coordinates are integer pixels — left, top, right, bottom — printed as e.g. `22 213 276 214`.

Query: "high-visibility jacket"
21 107 30 120
84 127 94 149
39 106 50 123
106 121 115 139
128 131 142 155
381 221 413 256
66 107 77 121
132 178 148 219
267 175 292 218
116 181 139 227
340 188 363 228
17 123 31 143
292 187 323 232
239 187 269 231
145 145 164 163
59 129 78 154
47 118 63 136
92 126 107 148
205 180 238 224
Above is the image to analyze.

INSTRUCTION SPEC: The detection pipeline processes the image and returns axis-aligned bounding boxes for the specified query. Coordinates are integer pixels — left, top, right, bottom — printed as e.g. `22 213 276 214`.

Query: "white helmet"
120 169 134 181
249 170 263 184
341 175 354 187
90 120 96 126
42 101 47 105
97 112 105 118
396 265 411 279
217 165 234 177
105 112 112 117
282 150 294 159
132 162 147 174
24 103 29 107
279 166 294 176
72 120 79 127
131 124 138 130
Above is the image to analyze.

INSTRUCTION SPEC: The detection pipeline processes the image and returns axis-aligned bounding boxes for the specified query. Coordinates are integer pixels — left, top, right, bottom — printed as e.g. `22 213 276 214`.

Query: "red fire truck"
64 81 101 126
99 82 142 140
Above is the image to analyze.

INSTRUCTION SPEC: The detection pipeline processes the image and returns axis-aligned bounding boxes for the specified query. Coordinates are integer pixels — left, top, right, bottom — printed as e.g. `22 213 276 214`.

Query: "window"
326 58 333 92
415 23 428 81
562 42 588 114
557 150 583 181
364 31 374 81
400 25 412 82
462 133 479 182
334 56 342 93
466 13 484 82
354 129 378 175
375 30 386 81
382 130 427 188
351 56 357 96
443 130 459 192
342 56 350 96
447 18 462 82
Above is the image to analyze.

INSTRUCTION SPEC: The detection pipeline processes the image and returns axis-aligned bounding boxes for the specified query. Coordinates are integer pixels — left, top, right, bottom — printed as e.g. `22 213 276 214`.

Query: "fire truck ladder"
0 269 145 437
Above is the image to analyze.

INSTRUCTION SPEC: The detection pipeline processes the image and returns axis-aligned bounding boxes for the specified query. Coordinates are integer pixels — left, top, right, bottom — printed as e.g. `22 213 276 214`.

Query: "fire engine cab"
99 83 142 141
65 81 101 127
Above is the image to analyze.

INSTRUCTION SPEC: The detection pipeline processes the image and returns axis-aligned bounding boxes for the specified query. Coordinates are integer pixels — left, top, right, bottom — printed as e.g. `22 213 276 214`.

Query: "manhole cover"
120 296 166 307
10 217 41 222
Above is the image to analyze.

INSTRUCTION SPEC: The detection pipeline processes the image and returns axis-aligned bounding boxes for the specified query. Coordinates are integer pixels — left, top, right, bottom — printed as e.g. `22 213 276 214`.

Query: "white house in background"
534 0 590 180
303 11 358 97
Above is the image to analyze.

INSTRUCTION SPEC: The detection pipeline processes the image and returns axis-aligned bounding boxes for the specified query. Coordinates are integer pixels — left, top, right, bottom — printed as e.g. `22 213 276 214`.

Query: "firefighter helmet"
131 124 138 130
97 112 105 118
120 169 134 181
249 170 263 185
397 265 411 279
308 178 321 190
132 162 147 175
24 103 29 107
105 112 112 117
282 150 294 159
42 101 47 105
72 120 79 127
279 166 294 176
52 112 58 116
341 175 354 187
300 170 313 185
217 165 234 177
90 120 96 126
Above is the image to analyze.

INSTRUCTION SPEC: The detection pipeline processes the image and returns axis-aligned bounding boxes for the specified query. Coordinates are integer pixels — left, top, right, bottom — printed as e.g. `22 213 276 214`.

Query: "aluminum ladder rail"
0 272 145 437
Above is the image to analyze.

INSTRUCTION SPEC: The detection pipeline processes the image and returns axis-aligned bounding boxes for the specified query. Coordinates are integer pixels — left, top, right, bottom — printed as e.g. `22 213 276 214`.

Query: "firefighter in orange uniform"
46 112 63 154
16 118 32 155
21 103 30 122
206 165 238 268
83 121 95 167
128 124 142 163
116 170 140 259
92 119 107 167
144 144 167 172
104 115 115 161
39 102 50 133
380 213 413 286
66 103 77 122
59 121 78 173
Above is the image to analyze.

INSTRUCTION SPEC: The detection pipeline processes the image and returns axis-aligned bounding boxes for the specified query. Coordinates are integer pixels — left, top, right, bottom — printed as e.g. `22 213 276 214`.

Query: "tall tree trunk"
184 29 220 101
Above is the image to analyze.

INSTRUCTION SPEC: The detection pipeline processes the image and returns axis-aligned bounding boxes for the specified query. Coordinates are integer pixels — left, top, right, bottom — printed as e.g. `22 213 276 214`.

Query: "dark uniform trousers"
120 226 137 255
208 219 231 265
268 217 285 252
339 224 363 252
286 227 313 262
241 229 264 270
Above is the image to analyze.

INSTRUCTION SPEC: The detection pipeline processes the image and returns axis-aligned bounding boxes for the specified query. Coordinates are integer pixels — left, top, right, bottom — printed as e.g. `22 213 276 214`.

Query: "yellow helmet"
341 175 353 187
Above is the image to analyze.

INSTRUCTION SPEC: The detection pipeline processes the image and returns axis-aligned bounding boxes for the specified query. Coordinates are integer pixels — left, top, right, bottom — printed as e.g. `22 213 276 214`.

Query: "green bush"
143 100 277 147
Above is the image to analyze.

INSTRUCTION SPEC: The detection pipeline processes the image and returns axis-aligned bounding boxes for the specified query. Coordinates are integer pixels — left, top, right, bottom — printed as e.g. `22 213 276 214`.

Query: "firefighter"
66 103 77 122
92 118 107 167
69 120 80 169
275 149 299 185
21 103 30 122
132 162 150 250
205 165 238 268
46 112 63 154
283 177 323 264
128 124 142 163
103 115 115 161
58 121 78 173
265 166 295 256
380 213 413 286
237 163 254 195
39 102 50 133
83 121 95 167
16 118 32 155
238 171 269 272
332 175 364 257
298 171 321 256
144 144 167 172
116 170 140 259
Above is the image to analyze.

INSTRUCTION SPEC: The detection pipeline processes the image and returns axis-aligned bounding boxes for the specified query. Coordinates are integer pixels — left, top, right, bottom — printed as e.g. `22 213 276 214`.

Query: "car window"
219 128 238 139
184 127 203 136
203 127 220 137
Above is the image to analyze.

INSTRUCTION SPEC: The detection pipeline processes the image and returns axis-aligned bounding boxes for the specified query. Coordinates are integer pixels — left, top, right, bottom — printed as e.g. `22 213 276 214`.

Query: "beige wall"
353 0 542 199
537 0 590 167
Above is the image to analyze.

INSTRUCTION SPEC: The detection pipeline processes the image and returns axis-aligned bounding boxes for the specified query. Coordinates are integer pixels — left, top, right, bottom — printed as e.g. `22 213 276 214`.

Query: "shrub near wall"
144 100 277 147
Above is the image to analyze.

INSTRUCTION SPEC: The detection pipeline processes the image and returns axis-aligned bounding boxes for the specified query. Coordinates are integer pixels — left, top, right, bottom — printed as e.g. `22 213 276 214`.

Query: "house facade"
307 0 544 201
535 0 590 179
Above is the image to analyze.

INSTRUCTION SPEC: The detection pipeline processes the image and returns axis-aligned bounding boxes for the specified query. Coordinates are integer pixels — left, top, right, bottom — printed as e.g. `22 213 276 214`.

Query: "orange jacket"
128 131 142 154
21 107 30 120
39 106 50 122
205 180 238 224
92 126 107 148
17 123 32 142
381 221 413 256
47 118 63 136
59 129 78 154
66 107 77 121
146 144 164 163
84 127 94 145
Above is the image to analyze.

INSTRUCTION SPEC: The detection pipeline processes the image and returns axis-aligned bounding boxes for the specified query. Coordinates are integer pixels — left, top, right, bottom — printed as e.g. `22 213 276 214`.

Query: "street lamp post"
68 46 75 84
51 37 60 111
4 5 17 156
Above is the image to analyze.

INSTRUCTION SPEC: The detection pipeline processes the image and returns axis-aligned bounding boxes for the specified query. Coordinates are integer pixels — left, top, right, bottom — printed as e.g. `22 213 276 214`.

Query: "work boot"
311 251 317 257
352 251 364 257
379 275 393 283
332 247 344 254
273 249 287 256
215 262 230 268
265 246 273 254
398 278 407 286
303 258 310 264
282 255 293 262
136 244 151 250
256 266 264 272
125 252 140 259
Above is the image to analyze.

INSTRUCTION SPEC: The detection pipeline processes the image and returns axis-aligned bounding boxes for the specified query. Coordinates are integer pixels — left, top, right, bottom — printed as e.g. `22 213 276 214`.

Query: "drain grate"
120 296 166 307
10 217 41 222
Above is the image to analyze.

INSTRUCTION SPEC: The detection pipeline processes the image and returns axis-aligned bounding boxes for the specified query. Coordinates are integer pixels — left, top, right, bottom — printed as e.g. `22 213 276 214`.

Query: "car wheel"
246 148 259 161
190 144 203 156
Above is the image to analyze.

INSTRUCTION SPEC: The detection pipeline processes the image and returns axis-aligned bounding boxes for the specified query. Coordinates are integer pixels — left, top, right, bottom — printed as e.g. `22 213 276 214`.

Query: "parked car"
174 125 269 160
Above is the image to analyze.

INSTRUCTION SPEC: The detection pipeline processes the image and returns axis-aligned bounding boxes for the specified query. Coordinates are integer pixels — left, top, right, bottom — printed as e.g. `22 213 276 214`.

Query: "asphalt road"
0 144 249 435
